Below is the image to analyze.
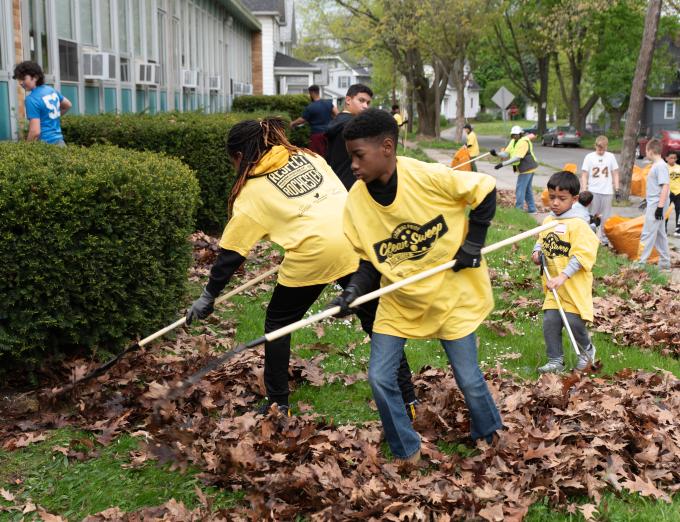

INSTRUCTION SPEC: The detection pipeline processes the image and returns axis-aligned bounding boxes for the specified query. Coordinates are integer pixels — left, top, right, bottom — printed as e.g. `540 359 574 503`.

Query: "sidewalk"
418 145 680 283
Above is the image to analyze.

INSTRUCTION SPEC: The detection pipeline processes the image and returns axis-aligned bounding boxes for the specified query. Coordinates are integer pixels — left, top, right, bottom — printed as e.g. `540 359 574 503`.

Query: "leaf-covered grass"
0 429 242 521
2 205 677 520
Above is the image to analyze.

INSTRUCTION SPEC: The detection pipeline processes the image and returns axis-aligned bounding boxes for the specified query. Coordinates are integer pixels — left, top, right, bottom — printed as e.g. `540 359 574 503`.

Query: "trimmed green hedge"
61 112 253 233
231 94 311 147
0 143 200 365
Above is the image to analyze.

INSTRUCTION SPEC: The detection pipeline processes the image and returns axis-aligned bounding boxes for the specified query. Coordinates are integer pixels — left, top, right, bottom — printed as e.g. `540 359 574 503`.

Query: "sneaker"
538 358 565 373
394 449 421 466
256 402 291 416
405 399 420 421
576 344 596 371
528 210 538 215
674 228 680 237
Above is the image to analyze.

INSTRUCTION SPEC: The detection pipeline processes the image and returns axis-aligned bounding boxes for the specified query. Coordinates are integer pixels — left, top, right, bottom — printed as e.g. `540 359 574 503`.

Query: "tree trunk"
537 55 550 135
453 56 466 143
620 0 662 197
606 106 626 135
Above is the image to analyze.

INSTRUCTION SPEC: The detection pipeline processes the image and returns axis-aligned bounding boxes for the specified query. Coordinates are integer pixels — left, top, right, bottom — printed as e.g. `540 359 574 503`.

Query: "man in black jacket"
325 84 373 190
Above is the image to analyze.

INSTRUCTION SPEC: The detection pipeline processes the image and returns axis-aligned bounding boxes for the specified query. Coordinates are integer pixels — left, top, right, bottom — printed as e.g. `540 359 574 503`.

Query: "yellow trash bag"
450 146 472 171
604 214 666 263
631 164 651 197
541 165 578 207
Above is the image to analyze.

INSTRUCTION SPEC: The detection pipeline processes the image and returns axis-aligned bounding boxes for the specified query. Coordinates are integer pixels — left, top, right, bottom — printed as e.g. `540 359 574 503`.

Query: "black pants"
670 192 680 230
263 273 416 406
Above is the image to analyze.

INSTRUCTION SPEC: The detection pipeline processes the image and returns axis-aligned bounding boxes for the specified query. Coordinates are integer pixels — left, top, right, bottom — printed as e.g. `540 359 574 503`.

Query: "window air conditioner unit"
83 52 116 80
182 69 199 88
136 62 160 85
208 75 222 91
233 81 253 97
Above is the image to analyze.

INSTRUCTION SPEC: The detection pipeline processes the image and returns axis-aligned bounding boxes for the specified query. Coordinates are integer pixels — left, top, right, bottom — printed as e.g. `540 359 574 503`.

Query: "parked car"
585 123 603 135
637 130 680 158
523 125 538 136
541 126 582 147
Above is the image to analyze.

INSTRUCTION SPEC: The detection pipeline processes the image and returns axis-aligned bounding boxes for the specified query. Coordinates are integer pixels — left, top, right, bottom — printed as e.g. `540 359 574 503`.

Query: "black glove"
494 163 503 170
326 285 361 317
186 288 216 325
453 241 482 272
590 214 601 227
615 189 622 202
655 207 664 220
489 148 497 157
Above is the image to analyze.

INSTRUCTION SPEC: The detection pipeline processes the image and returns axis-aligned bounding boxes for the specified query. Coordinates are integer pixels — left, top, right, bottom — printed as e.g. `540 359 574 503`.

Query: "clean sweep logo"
266 155 323 198
542 232 571 258
373 215 448 268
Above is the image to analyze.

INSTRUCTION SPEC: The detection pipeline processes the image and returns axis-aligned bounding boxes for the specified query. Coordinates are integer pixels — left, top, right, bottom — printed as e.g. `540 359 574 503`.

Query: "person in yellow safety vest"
494 125 539 214
463 123 480 172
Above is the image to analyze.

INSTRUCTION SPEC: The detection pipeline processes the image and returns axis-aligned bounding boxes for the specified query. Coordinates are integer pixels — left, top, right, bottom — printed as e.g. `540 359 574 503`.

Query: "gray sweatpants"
543 309 591 360
590 192 613 245
639 204 670 267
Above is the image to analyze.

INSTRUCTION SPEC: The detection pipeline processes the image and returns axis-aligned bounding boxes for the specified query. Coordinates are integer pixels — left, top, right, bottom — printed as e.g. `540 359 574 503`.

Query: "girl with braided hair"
187 117 417 416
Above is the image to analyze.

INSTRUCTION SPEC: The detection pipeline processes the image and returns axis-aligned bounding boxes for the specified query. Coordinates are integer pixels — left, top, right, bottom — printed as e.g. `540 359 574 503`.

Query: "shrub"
62 111 304 232
0 143 200 366
231 94 311 147
474 112 495 123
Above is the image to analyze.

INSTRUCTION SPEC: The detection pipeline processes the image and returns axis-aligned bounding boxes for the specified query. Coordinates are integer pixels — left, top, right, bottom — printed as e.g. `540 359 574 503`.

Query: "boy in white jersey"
580 136 620 246
328 109 502 464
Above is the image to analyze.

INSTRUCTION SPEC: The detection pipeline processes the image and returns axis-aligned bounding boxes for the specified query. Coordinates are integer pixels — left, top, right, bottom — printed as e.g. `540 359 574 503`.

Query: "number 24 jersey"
581 151 619 195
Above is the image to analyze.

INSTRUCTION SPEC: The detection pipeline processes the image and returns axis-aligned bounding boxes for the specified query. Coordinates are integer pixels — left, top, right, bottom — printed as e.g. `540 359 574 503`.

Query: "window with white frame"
665 101 676 120
338 75 350 89
133 1 142 56
80 0 95 45
0 0 6 71
56 0 74 40
101 0 113 50
146 0 155 61
27 0 51 73
157 8 166 85
118 0 129 52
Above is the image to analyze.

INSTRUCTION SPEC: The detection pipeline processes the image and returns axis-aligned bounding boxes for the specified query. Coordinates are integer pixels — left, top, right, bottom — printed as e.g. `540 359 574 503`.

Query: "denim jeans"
515 173 536 212
369 332 503 459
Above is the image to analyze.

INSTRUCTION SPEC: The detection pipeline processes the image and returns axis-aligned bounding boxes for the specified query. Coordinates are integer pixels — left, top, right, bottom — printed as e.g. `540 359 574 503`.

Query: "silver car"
541 126 581 147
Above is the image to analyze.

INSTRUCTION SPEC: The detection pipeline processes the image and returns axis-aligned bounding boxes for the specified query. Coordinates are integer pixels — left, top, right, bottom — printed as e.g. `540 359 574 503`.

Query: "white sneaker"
674 229 680 237
538 359 565 373
576 344 596 371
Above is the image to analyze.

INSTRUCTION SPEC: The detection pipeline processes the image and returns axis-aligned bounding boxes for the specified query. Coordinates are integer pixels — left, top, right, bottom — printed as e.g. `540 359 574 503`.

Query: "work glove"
655 207 664 220
452 241 482 272
326 285 361 317
489 148 497 157
494 162 503 170
186 288 216 325
590 214 601 227
615 189 622 202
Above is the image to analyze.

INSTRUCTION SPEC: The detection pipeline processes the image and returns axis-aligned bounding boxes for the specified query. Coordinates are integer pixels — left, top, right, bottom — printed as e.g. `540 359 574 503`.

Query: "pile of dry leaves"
2 323 679 521
593 268 680 355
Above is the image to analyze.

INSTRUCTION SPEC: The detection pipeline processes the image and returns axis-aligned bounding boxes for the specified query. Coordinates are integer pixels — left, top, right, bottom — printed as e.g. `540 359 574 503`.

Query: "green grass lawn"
1 206 676 520
581 135 622 153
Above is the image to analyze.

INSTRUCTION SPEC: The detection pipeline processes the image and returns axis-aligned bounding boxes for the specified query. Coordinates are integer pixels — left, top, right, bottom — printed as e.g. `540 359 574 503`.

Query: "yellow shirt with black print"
343 156 496 339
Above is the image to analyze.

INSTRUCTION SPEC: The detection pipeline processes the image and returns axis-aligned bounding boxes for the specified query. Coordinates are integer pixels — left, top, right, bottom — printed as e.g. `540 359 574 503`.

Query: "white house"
312 55 371 105
243 0 319 95
440 78 481 121
0 0 260 140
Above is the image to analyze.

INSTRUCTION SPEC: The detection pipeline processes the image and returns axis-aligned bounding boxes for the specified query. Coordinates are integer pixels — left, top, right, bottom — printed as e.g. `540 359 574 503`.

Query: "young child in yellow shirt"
667 151 680 237
532 171 600 373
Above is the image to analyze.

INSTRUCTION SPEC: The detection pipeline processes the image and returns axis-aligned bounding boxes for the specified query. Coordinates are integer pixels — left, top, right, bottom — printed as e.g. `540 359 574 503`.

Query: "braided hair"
226 117 311 214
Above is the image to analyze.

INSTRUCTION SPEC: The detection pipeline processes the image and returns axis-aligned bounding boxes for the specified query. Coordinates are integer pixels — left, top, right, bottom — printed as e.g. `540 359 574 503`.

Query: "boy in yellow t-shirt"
186 117 416 415
667 151 680 237
532 171 600 373
328 108 502 464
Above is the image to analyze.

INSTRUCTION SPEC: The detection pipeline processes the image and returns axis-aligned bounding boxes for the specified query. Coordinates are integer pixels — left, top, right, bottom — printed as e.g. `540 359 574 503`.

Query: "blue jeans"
515 173 536 212
369 332 503 459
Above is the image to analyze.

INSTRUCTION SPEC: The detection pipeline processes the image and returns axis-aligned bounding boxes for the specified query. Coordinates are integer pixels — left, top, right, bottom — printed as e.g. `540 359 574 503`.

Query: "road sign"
492 86 515 110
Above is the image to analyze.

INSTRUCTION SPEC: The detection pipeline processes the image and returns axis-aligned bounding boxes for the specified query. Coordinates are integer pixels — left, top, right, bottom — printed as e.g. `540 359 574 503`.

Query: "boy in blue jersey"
13 61 71 145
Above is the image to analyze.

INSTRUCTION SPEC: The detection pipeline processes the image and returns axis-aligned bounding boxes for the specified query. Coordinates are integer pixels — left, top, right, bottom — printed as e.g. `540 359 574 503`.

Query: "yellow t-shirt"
669 164 680 195
219 146 358 287
466 130 480 157
343 156 496 339
537 215 599 321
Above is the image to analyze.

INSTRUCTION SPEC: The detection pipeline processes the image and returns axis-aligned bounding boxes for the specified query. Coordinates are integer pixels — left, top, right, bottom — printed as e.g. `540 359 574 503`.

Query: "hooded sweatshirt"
325 112 356 190
217 145 358 287
533 206 600 321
